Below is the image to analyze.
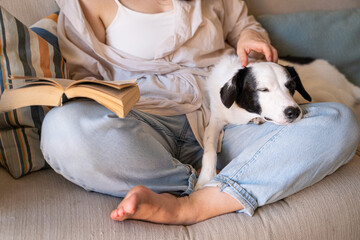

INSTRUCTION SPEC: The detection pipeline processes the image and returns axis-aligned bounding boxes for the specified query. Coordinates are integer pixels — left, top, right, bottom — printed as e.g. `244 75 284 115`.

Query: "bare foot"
110 185 193 224
110 185 243 225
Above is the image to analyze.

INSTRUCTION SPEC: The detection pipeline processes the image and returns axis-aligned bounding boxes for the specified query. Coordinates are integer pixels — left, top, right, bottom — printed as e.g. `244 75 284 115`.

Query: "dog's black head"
220 63 312 124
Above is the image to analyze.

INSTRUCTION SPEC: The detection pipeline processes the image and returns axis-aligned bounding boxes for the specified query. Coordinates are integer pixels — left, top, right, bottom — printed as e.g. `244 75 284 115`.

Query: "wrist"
239 29 266 42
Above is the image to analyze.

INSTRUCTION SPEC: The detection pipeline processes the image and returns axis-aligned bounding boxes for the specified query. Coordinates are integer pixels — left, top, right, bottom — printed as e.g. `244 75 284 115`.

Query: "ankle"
175 195 203 225
179 187 243 224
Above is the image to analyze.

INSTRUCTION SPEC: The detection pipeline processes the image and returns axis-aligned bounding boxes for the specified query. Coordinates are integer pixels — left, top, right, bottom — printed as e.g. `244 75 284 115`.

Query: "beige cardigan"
56 0 269 147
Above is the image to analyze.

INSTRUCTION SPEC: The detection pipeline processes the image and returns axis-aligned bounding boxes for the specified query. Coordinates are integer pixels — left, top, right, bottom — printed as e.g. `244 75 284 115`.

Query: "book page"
0 85 63 112
9 75 74 90
10 75 138 91
3 76 140 118
65 85 140 118
67 78 138 90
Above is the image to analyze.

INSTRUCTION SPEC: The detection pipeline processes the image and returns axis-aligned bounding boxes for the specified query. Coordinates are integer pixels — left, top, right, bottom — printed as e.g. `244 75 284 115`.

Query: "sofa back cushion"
257 8 360 86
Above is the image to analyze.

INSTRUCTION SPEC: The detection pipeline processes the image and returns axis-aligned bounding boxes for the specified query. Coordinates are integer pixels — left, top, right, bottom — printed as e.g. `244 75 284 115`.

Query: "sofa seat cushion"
1 147 359 240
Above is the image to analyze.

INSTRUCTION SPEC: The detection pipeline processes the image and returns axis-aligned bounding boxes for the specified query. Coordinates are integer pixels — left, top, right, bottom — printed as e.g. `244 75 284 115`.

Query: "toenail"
111 211 118 218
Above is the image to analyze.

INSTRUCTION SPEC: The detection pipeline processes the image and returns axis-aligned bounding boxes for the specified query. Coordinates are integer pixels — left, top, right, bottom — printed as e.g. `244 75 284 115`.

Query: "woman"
41 0 360 225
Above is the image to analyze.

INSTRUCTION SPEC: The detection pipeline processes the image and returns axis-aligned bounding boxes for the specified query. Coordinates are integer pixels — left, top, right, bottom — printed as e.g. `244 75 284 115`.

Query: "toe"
110 209 119 220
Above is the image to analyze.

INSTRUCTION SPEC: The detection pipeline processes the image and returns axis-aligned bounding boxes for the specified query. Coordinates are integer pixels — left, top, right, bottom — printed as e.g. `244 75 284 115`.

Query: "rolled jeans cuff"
204 175 258 216
181 165 199 196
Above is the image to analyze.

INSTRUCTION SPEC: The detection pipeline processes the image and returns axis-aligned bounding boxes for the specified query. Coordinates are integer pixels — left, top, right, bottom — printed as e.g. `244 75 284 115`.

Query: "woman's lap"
208 102 360 215
40 100 360 214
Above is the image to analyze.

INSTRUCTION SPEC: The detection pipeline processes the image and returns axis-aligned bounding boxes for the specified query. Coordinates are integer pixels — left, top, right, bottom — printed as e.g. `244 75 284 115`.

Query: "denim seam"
127 111 198 145
230 125 287 180
175 119 191 159
214 175 258 210
127 111 176 139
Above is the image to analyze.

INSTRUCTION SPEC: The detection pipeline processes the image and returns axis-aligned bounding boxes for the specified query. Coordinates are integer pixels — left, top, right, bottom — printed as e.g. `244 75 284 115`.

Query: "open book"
0 76 140 118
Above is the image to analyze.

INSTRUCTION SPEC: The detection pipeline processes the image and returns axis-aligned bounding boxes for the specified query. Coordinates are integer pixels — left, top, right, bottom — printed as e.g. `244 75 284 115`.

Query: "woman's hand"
237 29 278 67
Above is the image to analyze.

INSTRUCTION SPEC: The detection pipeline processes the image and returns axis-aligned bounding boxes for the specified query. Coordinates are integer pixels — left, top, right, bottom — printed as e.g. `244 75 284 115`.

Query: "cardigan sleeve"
221 0 270 49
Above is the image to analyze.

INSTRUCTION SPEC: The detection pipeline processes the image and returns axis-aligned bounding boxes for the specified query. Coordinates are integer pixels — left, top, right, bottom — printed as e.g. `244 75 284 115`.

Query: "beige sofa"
1 0 360 239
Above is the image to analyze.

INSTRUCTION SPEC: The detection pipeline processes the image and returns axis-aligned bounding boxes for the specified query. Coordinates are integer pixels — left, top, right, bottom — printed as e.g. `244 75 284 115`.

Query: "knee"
40 100 142 164
321 102 359 144
40 100 116 163
41 101 91 149
42 101 83 135
304 102 359 159
41 102 82 165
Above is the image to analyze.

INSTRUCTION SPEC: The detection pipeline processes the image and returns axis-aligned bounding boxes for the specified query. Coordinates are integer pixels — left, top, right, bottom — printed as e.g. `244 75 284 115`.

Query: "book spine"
61 93 69 106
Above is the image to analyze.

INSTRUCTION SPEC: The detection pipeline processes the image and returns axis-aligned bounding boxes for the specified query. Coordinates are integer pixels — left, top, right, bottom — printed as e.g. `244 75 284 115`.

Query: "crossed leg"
110 103 360 225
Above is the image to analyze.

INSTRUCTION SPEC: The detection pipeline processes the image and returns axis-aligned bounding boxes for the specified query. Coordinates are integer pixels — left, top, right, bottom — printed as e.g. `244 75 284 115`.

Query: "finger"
248 41 273 62
271 46 279 63
260 43 273 62
237 48 248 67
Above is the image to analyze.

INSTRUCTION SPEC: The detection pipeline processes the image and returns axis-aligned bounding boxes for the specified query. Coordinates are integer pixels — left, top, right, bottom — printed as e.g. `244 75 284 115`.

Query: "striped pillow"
0 7 68 178
30 12 60 50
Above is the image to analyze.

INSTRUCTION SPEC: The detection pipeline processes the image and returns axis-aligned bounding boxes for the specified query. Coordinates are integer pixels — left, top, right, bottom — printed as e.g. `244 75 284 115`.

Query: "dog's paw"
249 117 265 125
194 168 216 191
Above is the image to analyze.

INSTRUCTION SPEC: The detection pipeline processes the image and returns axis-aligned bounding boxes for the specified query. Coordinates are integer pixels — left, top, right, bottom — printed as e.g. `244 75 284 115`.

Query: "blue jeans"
40 100 360 215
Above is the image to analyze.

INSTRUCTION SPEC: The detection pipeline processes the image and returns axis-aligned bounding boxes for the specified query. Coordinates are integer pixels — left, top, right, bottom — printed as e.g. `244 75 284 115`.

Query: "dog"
195 54 360 190
194 55 313 190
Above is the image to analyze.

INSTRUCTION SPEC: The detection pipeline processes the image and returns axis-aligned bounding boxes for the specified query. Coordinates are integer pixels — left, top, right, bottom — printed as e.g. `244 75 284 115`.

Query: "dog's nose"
284 106 301 120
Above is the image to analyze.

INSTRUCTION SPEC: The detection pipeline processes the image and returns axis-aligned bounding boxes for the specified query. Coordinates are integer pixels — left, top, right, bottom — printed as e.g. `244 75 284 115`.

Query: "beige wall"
1 0 360 26
245 0 360 16
0 0 59 26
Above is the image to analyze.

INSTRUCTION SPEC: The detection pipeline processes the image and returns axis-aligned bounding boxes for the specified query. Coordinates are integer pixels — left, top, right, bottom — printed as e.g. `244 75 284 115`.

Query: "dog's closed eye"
257 88 269 92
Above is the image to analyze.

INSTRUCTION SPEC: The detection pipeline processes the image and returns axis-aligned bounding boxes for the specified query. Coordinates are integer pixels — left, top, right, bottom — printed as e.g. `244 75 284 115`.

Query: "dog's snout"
284 106 301 120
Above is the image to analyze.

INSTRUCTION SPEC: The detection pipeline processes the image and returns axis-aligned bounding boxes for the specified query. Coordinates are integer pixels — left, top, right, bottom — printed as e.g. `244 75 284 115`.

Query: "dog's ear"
284 66 312 102
220 67 248 108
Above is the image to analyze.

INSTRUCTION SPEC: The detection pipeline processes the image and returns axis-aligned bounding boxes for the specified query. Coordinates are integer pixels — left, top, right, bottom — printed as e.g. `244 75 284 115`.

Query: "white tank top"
106 0 175 60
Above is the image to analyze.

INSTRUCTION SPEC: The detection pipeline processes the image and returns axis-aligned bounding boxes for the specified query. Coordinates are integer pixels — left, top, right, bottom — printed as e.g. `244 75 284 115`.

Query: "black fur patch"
285 79 296 95
220 67 262 114
284 66 312 102
280 55 315 65
236 71 262 115
220 67 249 108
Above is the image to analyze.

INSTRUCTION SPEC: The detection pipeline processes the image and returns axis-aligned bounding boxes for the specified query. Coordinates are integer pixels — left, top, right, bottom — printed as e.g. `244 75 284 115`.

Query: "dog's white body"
195 57 260 189
195 55 360 190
